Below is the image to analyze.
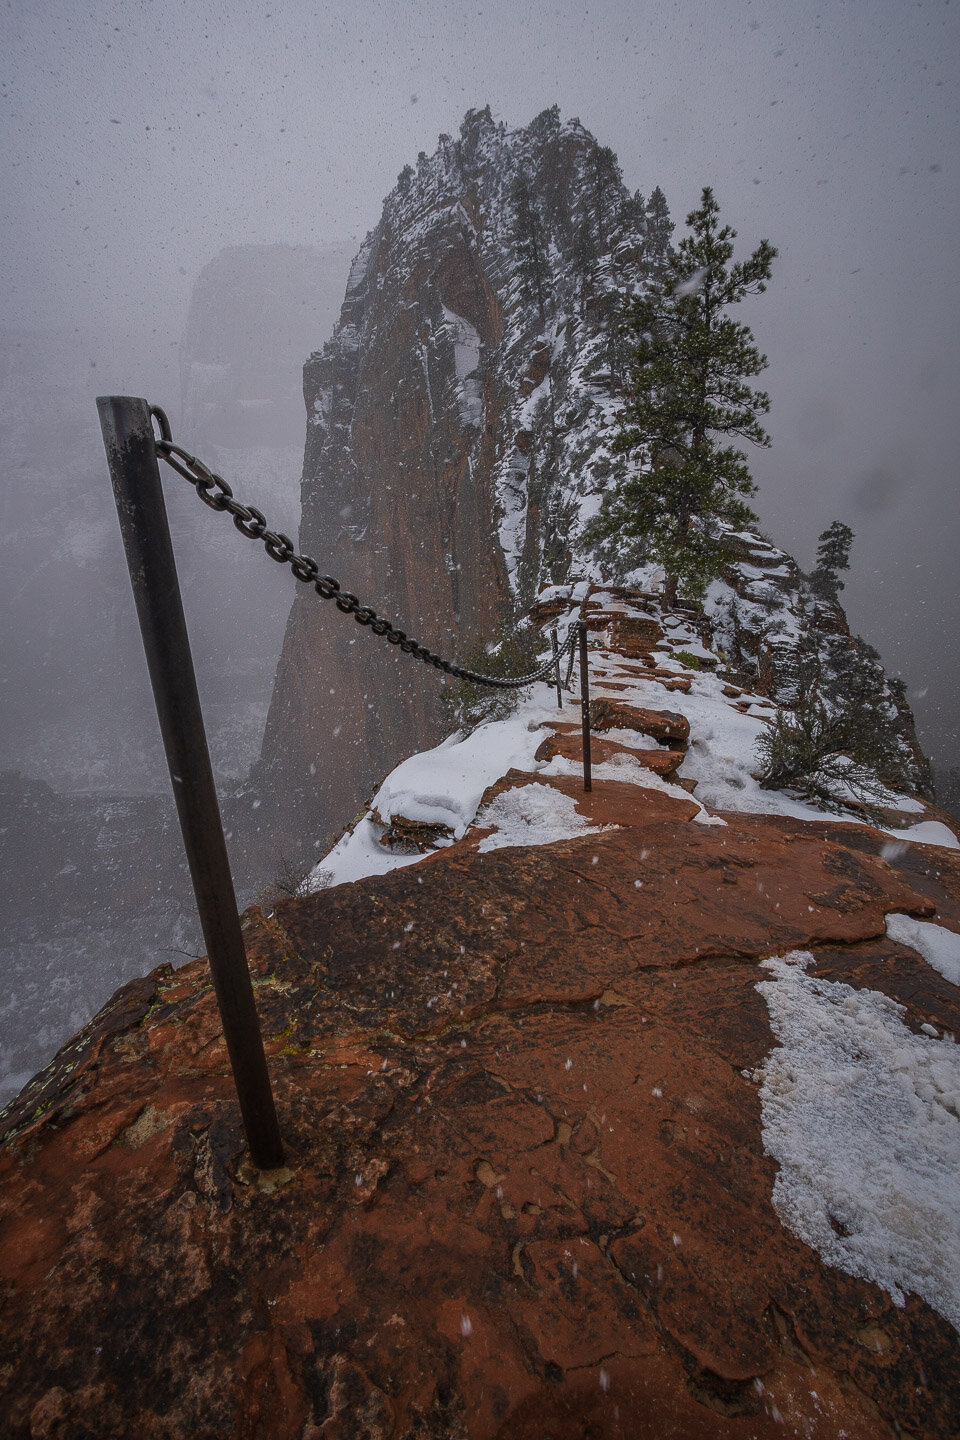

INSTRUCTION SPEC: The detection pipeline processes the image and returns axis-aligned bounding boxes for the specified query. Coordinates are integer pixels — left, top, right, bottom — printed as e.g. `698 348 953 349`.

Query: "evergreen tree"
589 145 624 252
643 186 674 278
573 214 598 294
510 171 551 324
587 187 776 605
595 288 627 390
757 632 917 807
810 520 854 599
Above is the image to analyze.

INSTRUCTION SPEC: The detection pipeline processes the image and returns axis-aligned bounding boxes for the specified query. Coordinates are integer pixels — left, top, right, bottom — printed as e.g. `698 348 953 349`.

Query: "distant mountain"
181 242 357 454
0 242 353 794
0 245 354 1104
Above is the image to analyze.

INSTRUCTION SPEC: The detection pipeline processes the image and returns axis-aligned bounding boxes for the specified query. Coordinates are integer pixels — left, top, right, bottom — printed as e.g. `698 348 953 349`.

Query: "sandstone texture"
3 591 958 1439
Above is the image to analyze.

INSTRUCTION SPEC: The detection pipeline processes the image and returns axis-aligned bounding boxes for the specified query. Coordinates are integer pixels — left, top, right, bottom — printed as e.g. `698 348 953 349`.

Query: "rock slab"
2 810 959 1438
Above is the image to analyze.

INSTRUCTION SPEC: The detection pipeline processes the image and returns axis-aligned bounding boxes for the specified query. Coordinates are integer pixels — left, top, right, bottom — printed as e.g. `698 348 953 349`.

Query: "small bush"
756 703 899 814
442 623 546 729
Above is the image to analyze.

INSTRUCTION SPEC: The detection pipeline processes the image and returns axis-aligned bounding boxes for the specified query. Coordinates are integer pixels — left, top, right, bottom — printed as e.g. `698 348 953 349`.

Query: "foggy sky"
2 0 958 768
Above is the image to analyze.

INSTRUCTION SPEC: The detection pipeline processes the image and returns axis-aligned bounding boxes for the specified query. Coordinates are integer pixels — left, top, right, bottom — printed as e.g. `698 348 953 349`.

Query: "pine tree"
643 186 674 279
573 213 598 288
510 171 550 324
587 187 776 606
589 145 623 253
810 520 854 599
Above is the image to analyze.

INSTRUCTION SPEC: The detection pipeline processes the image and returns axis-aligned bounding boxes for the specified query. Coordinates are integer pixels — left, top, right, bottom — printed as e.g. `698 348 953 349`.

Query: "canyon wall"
256 106 658 856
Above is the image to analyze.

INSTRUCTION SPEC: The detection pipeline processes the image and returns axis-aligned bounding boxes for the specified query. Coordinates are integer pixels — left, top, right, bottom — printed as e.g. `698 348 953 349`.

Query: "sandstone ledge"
2 815 960 1438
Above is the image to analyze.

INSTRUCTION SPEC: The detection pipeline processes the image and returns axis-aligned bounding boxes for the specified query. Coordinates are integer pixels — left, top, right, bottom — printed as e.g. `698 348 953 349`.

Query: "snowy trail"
304 585 957 893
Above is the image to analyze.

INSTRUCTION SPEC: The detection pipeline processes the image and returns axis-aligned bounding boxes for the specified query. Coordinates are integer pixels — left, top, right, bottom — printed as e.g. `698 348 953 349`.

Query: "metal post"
97 396 284 1170
550 629 563 709
579 622 592 792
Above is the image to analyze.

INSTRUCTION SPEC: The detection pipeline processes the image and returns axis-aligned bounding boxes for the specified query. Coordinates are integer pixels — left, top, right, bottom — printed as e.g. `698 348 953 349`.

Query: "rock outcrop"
255 107 659 861
3 589 958 1438
253 108 926 880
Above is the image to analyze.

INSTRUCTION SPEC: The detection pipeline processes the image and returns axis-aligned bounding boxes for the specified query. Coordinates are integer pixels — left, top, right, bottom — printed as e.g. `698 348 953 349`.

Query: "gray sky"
2 0 958 765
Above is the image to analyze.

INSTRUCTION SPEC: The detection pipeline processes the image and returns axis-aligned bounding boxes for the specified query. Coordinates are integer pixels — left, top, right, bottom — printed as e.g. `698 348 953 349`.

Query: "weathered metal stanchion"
97 395 284 1171
551 629 563 710
578 621 592 792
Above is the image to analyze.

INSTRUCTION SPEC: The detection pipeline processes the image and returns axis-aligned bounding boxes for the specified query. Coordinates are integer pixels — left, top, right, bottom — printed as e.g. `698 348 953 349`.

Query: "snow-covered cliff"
256 107 927 874
255 106 666 856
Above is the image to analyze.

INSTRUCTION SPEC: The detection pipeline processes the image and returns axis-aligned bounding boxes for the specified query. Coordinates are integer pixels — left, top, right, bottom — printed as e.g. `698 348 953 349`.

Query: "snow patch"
880 820 959 850
303 697 559 890
442 305 484 428
304 816 426 890
757 950 960 1331
885 913 960 987
372 712 544 835
442 305 481 381
476 782 609 851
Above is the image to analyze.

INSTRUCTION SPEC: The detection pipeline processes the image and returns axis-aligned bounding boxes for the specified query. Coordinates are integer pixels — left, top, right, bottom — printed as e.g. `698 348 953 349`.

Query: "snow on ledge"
756 950 960 1332
879 819 959 851
476 781 609 852
303 698 556 891
301 589 956 895
885 913 960 987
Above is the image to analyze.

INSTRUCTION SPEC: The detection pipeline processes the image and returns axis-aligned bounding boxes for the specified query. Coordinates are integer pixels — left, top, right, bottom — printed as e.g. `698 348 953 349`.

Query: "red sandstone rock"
2 808 958 1439
533 728 684 775
588 697 690 743
607 613 664 657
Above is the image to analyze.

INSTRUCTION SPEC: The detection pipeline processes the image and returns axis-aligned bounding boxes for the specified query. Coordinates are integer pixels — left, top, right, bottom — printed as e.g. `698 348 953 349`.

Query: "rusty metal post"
579 622 592 792
551 630 563 709
97 395 284 1170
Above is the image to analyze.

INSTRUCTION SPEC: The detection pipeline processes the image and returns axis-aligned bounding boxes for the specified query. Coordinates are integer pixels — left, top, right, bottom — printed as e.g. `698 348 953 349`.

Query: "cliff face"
255 106 927 871
174 242 356 784
3 587 959 1439
256 106 656 855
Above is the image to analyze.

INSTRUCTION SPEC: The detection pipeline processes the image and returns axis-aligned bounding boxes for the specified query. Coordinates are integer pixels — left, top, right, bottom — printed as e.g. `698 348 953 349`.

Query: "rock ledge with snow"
2 589 959 1439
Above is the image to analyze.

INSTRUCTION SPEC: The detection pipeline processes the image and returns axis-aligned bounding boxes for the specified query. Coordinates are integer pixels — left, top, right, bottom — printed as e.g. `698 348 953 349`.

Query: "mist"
1 0 958 1100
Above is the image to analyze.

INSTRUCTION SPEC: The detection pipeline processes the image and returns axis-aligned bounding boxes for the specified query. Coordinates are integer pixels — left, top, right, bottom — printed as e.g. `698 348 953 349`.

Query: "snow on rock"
579 596 954 847
476 781 609 852
370 707 546 833
441 304 484 428
757 950 960 1331
305 585 956 894
304 698 557 889
879 820 959 850
886 913 960 987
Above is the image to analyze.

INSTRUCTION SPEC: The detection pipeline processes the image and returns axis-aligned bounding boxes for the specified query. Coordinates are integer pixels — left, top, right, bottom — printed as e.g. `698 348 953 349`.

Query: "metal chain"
564 630 578 691
149 405 579 691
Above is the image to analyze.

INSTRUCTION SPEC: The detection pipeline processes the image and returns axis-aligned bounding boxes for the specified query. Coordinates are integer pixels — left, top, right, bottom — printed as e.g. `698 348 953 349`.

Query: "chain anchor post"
550 630 563 710
97 395 284 1171
578 621 592 792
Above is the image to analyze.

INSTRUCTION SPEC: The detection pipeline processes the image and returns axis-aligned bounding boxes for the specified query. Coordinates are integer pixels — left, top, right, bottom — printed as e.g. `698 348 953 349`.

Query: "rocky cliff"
255 106 926 874
176 242 357 784
256 106 662 858
2 586 958 1438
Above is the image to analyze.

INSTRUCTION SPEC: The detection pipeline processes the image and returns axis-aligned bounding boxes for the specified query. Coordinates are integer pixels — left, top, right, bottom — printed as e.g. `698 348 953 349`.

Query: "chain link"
150 405 580 691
